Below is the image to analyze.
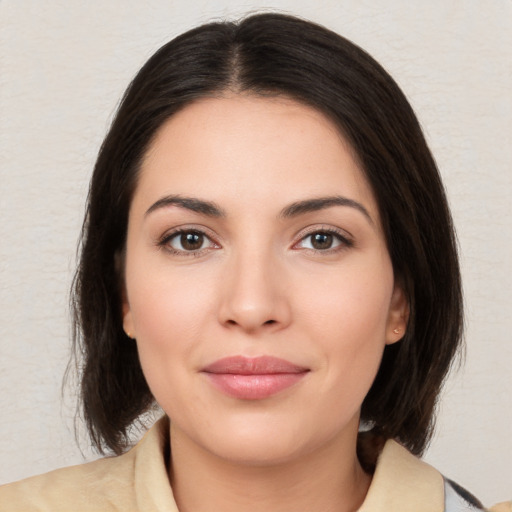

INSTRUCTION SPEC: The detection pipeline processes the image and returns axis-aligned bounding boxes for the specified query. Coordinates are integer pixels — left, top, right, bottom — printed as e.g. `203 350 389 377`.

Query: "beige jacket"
1 417 509 512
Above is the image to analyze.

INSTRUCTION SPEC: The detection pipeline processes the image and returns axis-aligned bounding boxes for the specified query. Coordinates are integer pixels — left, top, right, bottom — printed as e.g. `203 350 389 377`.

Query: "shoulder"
488 503 512 512
0 449 137 511
360 439 509 512
0 416 172 512
445 480 512 512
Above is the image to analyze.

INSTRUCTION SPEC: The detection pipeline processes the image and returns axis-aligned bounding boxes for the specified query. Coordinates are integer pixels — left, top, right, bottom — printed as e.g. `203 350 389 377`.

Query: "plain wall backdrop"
0 0 510 504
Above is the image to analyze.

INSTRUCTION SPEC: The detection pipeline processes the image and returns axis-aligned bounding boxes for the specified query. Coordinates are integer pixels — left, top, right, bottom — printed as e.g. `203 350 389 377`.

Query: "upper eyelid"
293 224 353 241
158 224 220 244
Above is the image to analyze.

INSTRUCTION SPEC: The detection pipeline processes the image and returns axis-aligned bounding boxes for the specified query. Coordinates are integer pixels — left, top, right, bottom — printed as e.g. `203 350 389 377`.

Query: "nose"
218 246 291 334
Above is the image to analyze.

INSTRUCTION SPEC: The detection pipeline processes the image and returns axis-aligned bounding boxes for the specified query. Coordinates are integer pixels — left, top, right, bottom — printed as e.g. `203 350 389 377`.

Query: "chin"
206 430 311 467
193 410 356 468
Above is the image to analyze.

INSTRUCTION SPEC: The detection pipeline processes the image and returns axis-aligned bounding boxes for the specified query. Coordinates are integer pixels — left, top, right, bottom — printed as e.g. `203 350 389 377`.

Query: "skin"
122 95 408 512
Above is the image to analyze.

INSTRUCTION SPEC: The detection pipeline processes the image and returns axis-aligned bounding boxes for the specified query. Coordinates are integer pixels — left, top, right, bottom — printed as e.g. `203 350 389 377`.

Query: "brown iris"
180 232 204 251
311 232 333 250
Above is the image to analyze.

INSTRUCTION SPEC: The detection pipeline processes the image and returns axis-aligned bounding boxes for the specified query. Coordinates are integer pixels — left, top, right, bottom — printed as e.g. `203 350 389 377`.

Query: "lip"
201 356 309 400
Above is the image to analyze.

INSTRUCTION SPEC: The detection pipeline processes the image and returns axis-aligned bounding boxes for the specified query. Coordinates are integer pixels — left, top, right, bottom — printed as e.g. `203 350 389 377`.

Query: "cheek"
295 257 393 392
297 256 393 341
127 252 217 338
124 259 218 392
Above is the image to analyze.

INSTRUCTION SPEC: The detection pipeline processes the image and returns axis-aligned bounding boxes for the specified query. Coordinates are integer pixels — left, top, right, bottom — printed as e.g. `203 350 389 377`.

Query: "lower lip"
204 372 307 400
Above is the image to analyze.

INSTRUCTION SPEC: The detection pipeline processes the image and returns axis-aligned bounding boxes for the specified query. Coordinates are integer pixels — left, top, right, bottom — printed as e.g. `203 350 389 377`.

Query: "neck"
169 423 371 512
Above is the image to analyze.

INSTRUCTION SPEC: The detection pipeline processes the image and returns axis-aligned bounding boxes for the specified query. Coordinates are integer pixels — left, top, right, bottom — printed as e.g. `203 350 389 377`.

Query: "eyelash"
157 226 354 257
292 226 354 253
158 227 220 257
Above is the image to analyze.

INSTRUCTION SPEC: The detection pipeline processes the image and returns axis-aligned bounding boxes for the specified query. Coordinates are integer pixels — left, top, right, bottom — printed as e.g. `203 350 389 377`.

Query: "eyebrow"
145 194 372 224
145 195 226 218
280 196 373 224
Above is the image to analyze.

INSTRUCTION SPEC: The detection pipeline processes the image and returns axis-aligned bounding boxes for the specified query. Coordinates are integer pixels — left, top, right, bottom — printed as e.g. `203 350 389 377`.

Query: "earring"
393 328 400 334
125 331 134 339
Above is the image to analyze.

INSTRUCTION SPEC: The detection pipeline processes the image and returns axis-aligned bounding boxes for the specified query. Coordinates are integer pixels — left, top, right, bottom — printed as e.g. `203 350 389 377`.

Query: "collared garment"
1 417 510 512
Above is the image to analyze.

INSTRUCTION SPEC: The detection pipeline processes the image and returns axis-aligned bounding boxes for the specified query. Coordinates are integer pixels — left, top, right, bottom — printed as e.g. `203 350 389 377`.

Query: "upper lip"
202 356 309 375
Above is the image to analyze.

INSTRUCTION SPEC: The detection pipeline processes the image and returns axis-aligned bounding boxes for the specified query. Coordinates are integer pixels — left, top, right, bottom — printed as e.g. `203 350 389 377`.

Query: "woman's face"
123 95 407 465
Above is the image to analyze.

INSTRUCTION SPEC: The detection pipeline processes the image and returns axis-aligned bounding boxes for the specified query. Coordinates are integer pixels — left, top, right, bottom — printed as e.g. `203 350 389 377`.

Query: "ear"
116 249 135 339
385 282 409 345
122 294 135 339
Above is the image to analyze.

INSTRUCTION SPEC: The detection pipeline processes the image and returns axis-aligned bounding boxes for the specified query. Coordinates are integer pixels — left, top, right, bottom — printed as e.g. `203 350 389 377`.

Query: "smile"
201 356 310 400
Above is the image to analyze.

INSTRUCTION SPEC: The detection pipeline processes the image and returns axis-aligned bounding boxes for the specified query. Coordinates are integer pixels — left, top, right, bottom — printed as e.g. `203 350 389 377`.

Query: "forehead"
136 94 378 219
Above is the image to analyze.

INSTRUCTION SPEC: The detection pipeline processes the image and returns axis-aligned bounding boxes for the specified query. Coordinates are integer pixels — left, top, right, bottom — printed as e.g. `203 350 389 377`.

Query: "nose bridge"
219 239 289 332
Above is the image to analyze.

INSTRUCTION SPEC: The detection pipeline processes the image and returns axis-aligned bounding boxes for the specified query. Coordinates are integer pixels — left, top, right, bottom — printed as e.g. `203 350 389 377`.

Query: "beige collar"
358 439 444 512
133 416 178 512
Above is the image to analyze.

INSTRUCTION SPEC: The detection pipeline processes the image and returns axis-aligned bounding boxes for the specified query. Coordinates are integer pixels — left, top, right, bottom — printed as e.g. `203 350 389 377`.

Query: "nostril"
264 320 277 325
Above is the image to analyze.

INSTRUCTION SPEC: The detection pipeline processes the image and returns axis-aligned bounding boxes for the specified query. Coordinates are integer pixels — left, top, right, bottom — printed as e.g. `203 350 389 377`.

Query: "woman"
1 12 509 512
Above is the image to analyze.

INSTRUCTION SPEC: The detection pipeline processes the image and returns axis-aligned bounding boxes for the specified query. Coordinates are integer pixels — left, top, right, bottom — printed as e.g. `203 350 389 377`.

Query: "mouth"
201 355 310 400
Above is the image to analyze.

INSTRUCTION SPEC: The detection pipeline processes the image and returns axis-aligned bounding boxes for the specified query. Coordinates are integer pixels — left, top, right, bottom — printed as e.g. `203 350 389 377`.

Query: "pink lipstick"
202 356 309 400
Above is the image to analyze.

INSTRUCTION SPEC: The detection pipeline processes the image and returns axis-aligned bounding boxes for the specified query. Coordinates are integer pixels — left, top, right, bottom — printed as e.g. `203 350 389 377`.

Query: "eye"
162 229 218 254
295 229 352 252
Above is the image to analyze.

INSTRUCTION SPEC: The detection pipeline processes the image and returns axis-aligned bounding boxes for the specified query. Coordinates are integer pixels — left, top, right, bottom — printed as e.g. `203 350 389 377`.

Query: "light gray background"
0 0 510 505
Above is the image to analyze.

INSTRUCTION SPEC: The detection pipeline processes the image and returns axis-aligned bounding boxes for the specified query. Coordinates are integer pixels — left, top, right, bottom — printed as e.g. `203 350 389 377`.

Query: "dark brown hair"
72 12 463 457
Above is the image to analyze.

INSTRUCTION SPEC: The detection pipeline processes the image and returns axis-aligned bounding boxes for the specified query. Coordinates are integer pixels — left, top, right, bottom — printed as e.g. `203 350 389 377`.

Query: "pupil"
181 232 203 250
312 233 332 250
